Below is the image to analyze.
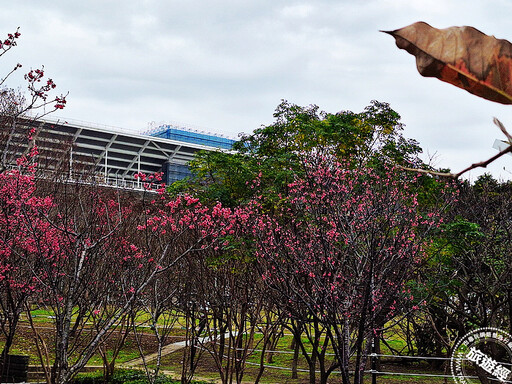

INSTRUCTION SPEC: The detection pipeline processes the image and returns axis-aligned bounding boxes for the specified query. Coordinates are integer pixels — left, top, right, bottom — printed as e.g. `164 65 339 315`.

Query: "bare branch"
453 144 512 178
398 118 512 178
0 63 22 87
494 117 512 144
396 165 456 178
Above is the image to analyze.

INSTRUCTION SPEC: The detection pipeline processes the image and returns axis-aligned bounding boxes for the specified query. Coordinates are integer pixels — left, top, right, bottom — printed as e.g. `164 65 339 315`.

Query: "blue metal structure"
141 124 237 184
146 125 236 150
162 162 192 184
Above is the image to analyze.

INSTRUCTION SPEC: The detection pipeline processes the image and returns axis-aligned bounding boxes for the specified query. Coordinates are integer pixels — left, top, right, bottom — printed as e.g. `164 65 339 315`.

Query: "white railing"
4 164 161 193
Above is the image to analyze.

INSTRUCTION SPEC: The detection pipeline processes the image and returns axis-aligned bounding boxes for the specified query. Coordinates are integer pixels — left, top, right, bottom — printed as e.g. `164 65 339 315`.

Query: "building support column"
104 149 108 182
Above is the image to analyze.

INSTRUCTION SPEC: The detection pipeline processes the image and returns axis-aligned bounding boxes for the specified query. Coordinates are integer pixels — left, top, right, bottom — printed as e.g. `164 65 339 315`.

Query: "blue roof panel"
146 126 236 150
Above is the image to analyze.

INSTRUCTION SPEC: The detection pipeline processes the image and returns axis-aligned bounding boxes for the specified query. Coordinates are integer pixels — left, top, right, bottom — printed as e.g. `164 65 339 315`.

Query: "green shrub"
73 369 212 384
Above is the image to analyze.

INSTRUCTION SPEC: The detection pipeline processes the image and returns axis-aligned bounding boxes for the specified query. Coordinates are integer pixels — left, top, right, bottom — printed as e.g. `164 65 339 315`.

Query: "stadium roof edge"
31 114 233 152
2 114 235 190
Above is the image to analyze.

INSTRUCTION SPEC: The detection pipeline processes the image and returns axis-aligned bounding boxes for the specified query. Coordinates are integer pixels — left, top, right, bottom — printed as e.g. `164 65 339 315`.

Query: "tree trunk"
291 336 299 379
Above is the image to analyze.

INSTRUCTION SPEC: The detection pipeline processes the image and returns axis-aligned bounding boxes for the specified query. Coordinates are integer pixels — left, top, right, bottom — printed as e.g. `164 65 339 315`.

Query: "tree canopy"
170 100 423 207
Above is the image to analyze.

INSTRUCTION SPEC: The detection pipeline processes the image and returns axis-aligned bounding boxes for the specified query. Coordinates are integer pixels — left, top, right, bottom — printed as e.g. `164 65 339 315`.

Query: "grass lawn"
1 312 455 383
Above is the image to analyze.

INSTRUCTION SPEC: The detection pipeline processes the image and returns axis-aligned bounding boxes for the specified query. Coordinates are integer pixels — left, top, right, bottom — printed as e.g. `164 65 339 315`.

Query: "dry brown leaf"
384 21 512 104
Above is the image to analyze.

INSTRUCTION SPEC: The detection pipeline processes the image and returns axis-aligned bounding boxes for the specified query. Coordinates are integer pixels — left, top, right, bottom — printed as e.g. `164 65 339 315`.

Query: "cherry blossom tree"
124 181 239 384
250 155 452 384
31 175 237 384
0 28 67 172
0 144 239 384
185 242 268 384
0 27 68 382
0 155 54 362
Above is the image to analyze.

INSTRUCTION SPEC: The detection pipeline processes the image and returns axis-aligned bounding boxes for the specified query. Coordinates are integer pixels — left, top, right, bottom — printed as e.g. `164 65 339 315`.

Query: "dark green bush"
73 369 212 384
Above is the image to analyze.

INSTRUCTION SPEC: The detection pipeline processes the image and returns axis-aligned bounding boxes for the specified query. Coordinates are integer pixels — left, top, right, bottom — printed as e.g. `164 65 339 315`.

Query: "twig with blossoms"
0 28 21 58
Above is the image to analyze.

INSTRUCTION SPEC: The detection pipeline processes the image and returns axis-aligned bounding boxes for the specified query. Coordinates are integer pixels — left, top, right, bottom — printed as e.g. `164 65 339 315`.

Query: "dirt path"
123 332 234 367
122 339 188 367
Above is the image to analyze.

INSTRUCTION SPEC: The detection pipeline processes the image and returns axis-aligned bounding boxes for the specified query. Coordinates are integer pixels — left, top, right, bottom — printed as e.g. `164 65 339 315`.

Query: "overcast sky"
2 0 512 180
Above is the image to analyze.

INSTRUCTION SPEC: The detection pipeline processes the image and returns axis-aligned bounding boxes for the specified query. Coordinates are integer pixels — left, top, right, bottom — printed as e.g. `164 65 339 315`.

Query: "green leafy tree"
409 175 512 359
171 100 423 207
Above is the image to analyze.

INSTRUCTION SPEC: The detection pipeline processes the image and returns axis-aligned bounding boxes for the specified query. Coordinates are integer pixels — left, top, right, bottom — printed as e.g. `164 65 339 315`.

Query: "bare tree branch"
494 117 512 144
398 118 512 178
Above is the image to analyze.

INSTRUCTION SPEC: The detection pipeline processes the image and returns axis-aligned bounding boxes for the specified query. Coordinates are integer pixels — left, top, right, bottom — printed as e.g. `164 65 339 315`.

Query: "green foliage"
206 234 256 271
437 219 485 257
410 174 512 358
168 151 256 207
236 99 421 166
416 218 485 300
171 100 423 208
413 173 454 209
73 369 212 384
472 173 501 200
